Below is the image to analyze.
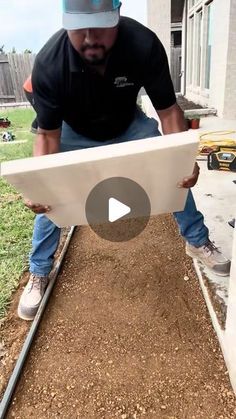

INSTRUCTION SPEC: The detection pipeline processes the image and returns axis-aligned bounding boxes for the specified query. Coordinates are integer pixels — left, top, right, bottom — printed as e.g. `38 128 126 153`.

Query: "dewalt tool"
207 146 236 172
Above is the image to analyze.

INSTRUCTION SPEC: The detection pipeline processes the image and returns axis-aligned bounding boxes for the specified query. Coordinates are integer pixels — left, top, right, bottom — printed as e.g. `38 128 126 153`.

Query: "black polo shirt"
32 17 176 140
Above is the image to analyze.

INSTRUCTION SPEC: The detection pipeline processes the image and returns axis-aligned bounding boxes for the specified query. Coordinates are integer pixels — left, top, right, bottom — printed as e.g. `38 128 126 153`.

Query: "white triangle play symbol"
108 197 131 223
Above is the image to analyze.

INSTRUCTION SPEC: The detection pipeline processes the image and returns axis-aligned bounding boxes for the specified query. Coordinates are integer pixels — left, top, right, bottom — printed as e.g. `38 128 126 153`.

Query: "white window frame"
203 1 213 91
187 0 214 96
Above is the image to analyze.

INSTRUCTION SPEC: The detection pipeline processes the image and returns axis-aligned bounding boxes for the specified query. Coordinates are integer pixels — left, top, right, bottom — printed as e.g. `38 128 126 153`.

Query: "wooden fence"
1 49 182 101
0 53 35 104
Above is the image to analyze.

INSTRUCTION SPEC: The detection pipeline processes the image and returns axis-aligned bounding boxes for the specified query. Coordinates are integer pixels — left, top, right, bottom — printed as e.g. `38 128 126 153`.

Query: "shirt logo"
114 76 135 88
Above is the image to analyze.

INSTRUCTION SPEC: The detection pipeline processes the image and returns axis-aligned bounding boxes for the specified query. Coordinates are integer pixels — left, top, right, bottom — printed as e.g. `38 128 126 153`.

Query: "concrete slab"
142 94 236 393
0 132 198 227
184 108 217 116
193 116 236 313
193 162 235 304
193 116 236 392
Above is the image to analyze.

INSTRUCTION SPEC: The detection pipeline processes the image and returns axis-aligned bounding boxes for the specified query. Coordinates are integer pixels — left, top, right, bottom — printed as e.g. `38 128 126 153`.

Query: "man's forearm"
157 103 187 135
157 103 199 188
33 131 60 156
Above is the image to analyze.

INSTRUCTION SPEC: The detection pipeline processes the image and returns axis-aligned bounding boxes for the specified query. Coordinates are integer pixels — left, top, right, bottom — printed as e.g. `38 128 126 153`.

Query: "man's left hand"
178 162 200 189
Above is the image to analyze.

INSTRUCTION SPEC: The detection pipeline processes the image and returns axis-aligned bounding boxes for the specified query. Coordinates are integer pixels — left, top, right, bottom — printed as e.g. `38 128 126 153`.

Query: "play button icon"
85 177 151 242
108 198 131 222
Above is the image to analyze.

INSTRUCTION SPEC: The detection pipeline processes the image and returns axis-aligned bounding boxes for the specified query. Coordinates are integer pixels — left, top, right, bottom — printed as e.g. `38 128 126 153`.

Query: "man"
18 0 231 320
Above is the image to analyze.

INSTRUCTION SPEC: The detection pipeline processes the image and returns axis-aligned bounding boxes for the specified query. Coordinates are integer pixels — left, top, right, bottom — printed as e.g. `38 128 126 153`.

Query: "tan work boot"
186 240 231 277
17 274 49 320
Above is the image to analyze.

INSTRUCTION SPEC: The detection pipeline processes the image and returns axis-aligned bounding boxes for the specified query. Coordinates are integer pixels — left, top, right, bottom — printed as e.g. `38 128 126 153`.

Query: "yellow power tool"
207 146 236 172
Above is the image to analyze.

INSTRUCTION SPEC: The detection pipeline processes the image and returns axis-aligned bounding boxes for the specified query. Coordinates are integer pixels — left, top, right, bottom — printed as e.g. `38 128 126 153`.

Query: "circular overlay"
85 177 151 242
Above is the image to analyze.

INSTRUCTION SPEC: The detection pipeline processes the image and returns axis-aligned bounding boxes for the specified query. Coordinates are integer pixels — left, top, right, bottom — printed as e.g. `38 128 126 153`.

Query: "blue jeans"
29 108 209 275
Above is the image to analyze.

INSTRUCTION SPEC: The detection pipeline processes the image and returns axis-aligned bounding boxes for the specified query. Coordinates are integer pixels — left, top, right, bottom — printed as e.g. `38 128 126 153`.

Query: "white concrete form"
0 132 198 227
225 231 236 393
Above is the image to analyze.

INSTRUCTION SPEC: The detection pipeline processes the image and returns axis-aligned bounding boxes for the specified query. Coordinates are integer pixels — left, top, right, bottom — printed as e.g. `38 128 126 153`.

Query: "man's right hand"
24 199 51 214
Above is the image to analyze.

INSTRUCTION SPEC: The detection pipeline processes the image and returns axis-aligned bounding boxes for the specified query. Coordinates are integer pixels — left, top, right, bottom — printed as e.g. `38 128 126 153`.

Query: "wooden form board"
0 132 199 227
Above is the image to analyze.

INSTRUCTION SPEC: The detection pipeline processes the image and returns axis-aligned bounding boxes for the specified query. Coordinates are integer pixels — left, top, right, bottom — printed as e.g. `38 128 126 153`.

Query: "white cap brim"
63 9 119 30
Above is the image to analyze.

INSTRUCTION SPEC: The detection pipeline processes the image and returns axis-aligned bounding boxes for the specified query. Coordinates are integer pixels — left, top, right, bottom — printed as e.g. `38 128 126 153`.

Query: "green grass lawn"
0 108 35 318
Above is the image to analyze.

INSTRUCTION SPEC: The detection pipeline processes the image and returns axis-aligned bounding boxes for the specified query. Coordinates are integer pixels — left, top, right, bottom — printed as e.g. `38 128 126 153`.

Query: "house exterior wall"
147 0 236 118
223 0 236 119
185 0 236 118
147 0 171 63
207 0 230 116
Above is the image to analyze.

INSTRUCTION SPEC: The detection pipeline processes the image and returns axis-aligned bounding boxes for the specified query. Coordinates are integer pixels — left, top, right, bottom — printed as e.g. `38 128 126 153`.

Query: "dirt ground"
1 214 236 419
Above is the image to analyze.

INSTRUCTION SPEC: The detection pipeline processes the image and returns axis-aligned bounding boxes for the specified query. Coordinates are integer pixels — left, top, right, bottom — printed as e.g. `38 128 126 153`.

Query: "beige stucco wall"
208 0 231 116
147 0 171 63
222 0 236 119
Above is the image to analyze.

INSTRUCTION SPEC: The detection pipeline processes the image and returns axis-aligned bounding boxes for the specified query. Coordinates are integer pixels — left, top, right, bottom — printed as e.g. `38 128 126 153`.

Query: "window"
187 0 214 91
188 16 194 85
205 2 213 89
173 31 182 47
196 10 203 86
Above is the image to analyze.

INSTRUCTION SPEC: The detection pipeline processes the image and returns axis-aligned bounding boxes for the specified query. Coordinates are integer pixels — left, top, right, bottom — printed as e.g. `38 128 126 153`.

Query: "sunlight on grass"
0 108 35 318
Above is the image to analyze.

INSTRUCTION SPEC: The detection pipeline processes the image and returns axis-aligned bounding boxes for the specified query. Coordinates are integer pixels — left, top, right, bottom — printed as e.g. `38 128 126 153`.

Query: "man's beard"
80 44 108 65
